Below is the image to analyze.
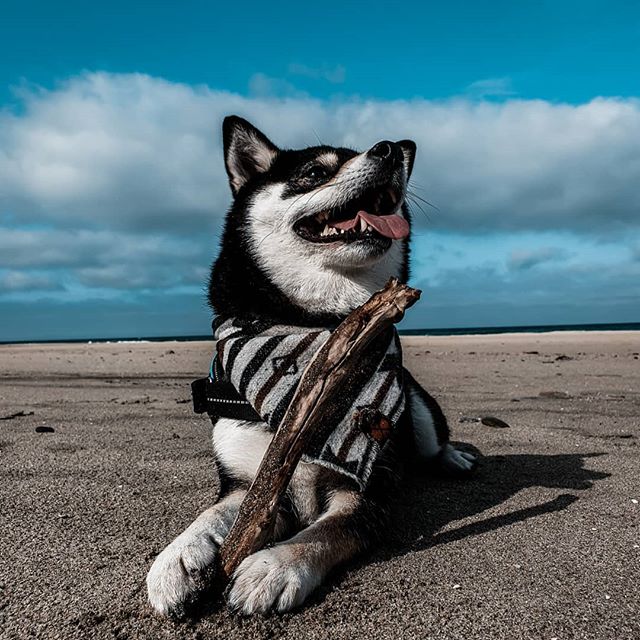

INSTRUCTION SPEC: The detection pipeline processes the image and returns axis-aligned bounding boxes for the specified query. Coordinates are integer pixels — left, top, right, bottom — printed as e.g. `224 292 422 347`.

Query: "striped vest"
211 317 406 489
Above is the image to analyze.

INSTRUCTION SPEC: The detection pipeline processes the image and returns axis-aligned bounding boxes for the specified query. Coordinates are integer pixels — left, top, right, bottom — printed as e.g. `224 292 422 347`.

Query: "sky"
1 0 639 341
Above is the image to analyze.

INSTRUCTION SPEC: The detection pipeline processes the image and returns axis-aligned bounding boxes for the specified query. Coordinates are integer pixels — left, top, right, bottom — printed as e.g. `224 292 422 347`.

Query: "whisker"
255 228 276 249
405 195 432 222
406 189 439 212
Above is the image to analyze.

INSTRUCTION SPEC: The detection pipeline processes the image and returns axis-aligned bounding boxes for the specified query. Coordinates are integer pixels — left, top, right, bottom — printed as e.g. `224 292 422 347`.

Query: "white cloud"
248 73 308 99
288 63 346 84
465 76 516 99
0 73 640 335
1 72 639 238
508 247 568 270
410 257 640 329
75 263 206 289
0 270 61 292
0 74 230 233
0 225 213 294
0 226 210 269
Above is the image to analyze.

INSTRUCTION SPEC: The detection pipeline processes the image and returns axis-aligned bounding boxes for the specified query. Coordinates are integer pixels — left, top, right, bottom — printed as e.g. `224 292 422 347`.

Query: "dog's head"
210 116 416 323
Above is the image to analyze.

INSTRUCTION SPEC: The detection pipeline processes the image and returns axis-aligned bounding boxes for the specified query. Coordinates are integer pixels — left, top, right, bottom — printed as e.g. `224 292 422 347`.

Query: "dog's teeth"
328 227 338 235
359 217 367 232
340 229 345 234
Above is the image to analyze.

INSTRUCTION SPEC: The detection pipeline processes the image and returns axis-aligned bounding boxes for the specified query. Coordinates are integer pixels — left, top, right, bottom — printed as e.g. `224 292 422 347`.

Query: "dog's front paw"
146 531 220 617
441 443 478 474
226 546 322 615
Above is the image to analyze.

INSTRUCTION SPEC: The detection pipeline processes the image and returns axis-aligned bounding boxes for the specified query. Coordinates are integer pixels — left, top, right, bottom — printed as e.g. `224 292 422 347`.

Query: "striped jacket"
209 316 406 489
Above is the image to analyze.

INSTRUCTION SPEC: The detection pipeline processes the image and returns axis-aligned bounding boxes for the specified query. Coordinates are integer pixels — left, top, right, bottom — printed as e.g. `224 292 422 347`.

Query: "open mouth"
293 186 409 245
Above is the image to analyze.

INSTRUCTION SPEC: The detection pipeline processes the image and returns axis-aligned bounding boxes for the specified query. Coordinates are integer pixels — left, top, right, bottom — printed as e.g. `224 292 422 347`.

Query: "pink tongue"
332 211 409 240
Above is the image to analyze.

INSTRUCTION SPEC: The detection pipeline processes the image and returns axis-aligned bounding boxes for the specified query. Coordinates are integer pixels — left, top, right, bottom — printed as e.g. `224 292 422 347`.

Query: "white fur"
212 418 273 482
213 418 321 525
245 149 408 316
226 489 356 615
226 545 322 615
147 491 245 616
226 130 278 194
407 387 441 458
441 443 476 472
315 151 339 168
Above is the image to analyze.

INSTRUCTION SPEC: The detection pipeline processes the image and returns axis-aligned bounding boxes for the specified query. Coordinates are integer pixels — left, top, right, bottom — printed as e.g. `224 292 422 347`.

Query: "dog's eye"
301 165 328 181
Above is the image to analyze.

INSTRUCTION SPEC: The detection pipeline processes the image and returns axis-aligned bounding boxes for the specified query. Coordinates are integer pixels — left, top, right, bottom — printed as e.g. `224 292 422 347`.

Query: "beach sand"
1 332 638 639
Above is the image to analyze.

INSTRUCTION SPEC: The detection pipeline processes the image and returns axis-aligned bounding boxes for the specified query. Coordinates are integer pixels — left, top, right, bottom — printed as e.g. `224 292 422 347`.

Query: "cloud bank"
1 72 638 338
2 72 640 236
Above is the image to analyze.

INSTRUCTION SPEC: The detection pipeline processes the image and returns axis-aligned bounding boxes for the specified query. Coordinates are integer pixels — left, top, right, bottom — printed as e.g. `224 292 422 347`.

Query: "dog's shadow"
189 449 609 619
378 447 610 560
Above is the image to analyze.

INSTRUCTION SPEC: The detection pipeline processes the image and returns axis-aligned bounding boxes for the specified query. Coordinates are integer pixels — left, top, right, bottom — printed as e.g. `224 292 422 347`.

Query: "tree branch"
217 277 421 583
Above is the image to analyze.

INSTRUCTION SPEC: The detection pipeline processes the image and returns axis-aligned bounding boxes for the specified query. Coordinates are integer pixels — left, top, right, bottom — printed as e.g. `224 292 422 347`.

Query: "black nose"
369 141 394 159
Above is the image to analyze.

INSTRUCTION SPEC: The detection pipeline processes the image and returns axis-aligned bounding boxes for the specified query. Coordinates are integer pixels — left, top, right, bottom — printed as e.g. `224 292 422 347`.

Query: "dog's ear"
223 116 280 195
396 140 417 180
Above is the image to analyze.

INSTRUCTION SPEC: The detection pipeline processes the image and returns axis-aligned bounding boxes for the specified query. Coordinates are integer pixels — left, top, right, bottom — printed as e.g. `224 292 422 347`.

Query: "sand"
0 332 638 639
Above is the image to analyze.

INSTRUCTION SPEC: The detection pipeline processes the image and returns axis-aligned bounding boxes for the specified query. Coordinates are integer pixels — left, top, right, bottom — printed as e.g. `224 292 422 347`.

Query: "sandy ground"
1 332 639 639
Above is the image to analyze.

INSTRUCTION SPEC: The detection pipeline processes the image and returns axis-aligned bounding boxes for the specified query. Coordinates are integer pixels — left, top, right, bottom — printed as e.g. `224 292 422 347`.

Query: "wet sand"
1 332 639 639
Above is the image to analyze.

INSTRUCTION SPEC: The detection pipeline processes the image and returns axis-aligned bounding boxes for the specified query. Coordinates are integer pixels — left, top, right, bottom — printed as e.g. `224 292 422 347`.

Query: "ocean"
2 322 639 345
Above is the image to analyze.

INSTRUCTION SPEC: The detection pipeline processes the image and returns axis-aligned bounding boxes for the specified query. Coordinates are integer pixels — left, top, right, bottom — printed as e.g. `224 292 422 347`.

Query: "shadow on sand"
186 449 610 619
382 448 610 558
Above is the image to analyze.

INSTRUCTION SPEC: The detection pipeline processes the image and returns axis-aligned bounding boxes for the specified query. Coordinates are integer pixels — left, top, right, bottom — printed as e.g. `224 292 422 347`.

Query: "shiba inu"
146 116 477 617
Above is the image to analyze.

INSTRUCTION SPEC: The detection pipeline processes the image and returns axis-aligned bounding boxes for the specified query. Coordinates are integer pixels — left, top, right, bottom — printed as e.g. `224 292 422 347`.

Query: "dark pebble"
481 416 511 428
523 351 539 355
35 425 55 433
555 354 574 361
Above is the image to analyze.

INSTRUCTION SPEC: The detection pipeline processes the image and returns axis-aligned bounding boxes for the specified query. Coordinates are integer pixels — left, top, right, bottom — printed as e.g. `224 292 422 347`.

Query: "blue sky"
3 0 640 104
1 1 639 340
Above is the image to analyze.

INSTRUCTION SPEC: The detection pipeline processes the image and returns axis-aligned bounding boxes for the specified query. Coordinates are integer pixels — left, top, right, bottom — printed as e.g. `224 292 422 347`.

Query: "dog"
146 116 477 617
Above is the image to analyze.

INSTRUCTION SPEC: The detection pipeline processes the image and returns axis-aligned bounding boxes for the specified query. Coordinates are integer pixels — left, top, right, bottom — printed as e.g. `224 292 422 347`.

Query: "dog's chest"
212 418 272 480
212 418 321 525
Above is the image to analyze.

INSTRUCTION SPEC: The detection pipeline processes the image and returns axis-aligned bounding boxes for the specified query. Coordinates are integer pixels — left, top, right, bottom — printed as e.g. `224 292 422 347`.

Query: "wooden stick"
217 277 421 583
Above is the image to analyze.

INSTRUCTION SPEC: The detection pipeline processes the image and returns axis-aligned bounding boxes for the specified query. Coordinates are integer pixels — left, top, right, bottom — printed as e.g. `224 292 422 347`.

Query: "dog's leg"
226 488 372 615
146 489 246 617
404 368 477 474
